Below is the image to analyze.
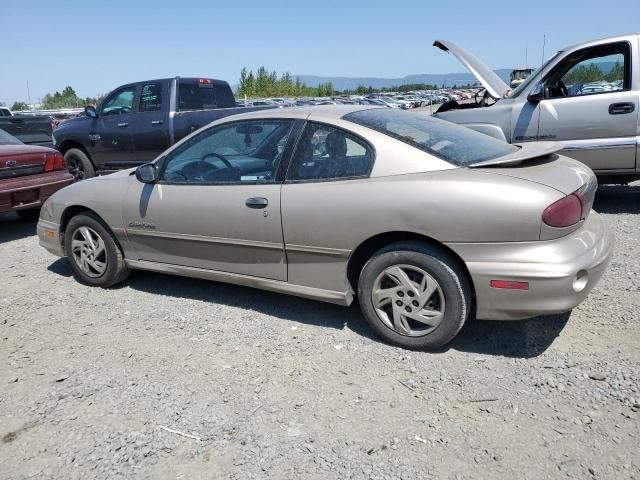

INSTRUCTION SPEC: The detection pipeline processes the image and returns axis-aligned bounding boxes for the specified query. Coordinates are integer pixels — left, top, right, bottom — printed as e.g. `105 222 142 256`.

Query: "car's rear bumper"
0 171 73 214
446 212 614 320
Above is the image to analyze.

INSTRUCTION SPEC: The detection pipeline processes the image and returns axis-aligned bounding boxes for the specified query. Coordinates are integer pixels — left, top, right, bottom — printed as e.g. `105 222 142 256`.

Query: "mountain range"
294 69 512 90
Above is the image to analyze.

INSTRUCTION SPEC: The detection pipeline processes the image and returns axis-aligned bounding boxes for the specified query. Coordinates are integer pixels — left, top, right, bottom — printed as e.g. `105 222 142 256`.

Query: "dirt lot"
1 184 639 480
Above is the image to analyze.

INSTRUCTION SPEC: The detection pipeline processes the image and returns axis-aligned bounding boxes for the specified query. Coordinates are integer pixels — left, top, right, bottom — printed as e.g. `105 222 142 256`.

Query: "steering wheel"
474 88 496 107
196 152 233 180
558 80 569 97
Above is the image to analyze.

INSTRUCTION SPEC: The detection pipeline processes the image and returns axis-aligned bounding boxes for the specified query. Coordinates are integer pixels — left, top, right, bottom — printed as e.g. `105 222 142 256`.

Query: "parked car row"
236 89 479 110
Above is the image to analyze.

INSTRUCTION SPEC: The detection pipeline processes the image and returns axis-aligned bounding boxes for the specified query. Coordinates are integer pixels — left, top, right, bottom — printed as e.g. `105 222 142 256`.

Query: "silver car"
37 106 613 350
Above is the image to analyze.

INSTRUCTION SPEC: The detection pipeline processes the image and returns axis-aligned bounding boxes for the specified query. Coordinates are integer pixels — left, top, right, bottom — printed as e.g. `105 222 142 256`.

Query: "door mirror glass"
85 105 98 118
527 82 543 103
135 163 158 183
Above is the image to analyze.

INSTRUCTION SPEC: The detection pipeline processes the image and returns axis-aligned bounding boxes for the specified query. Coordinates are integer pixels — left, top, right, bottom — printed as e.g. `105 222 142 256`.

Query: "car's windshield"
510 52 562 97
0 129 23 145
344 108 518 166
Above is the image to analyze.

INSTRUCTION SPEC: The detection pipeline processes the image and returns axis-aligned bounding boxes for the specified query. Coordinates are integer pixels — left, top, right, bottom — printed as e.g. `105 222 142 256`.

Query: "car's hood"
433 40 509 99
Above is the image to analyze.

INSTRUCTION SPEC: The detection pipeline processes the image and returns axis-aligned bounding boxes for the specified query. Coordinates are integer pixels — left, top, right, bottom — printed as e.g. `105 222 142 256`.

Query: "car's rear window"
178 80 236 111
343 108 518 166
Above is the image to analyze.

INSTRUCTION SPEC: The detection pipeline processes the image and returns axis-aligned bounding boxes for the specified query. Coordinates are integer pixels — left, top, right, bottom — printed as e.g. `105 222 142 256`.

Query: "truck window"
544 42 630 99
178 81 217 110
101 87 136 116
139 83 163 112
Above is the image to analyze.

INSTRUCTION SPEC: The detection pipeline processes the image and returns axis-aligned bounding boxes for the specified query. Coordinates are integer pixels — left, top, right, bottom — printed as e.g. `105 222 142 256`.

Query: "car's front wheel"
65 213 130 287
358 242 471 350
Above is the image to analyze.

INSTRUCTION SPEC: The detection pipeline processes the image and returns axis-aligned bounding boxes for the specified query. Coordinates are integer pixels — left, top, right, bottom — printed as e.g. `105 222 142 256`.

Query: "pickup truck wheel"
64 148 95 181
65 213 130 287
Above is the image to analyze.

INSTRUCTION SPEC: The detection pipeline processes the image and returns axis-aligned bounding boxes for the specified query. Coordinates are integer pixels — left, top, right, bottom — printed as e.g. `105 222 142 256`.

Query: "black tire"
16 208 41 221
64 148 95 181
64 213 130 287
358 241 471 350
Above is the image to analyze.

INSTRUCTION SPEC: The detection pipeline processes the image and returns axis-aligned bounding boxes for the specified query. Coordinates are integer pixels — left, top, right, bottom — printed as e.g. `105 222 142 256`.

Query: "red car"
0 129 73 220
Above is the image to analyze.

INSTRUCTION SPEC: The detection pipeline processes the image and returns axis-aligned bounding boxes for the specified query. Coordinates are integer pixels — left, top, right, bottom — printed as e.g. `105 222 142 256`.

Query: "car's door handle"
245 197 269 209
151 120 163 125
117 122 129 127
608 102 635 115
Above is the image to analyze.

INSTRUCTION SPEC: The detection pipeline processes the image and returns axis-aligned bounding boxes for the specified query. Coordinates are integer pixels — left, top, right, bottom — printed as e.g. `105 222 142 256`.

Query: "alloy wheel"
71 226 107 278
371 264 445 337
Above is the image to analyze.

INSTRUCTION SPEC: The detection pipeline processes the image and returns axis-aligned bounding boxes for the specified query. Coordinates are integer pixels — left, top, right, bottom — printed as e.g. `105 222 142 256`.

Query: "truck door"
93 86 137 169
132 82 171 163
537 41 638 171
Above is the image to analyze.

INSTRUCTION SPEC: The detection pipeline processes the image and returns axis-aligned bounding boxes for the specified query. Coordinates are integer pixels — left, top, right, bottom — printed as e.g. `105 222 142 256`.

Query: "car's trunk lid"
0 145 49 180
471 142 594 195
433 40 510 99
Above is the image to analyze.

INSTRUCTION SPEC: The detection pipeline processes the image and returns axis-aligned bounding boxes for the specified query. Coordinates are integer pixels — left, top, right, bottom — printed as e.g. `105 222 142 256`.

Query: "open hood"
433 40 509 99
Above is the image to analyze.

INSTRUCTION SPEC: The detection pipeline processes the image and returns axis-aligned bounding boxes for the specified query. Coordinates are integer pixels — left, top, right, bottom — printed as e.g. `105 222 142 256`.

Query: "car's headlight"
40 197 54 221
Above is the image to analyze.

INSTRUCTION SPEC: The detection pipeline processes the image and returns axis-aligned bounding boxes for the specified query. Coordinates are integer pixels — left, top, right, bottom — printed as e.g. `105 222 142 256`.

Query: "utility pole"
26 81 32 111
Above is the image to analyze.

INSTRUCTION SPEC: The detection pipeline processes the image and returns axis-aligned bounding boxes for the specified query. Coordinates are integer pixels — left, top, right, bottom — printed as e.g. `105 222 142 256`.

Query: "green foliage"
237 67 336 98
237 67 450 98
41 86 98 109
564 64 605 84
11 101 29 111
605 61 624 82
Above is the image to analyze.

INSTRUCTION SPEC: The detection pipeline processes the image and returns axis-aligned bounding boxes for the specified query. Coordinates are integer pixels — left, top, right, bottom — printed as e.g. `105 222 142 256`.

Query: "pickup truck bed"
0 114 53 147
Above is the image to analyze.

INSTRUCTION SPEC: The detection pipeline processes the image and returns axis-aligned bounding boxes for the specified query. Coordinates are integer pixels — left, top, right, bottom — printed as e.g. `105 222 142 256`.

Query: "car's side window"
139 83 163 112
544 42 630 99
101 87 136 116
161 119 294 184
286 122 374 182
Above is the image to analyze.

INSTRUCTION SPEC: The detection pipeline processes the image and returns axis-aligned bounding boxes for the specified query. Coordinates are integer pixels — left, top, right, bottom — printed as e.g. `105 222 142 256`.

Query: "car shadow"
47 258 569 358
594 184 640 214
0 212 38 243
442 312 571 358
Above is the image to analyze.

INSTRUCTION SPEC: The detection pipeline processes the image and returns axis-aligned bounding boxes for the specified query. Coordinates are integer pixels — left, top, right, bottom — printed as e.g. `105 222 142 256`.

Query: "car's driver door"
122 118 299 281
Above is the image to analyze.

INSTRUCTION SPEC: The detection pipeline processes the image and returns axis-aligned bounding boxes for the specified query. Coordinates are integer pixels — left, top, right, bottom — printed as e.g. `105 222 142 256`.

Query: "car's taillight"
543 194 582 227
542 177 597 228
43 152 66 172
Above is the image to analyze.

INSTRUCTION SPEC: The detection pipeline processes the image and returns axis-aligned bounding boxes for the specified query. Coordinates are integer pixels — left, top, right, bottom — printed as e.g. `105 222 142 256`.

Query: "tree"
605 61 624 82
11 101 28 111
564 64 604 85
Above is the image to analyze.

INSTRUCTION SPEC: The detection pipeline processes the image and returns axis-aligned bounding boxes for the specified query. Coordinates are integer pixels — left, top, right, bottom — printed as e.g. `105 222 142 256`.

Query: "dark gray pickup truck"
52 77 275 179
0 108 54 146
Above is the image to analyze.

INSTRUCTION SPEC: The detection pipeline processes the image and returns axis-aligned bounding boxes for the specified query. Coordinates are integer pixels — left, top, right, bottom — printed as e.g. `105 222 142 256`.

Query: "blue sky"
1 0 639 104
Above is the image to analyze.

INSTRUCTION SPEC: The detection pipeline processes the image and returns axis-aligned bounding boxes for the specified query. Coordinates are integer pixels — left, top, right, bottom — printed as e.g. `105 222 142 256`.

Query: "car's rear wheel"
358 241 471 350
65 213 130 287
16 208 40 221
64 148 95 181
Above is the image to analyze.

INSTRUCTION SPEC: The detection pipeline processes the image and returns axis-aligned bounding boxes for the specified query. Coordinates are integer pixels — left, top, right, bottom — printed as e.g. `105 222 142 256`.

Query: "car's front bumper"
37 218 65 257
446 212 614 320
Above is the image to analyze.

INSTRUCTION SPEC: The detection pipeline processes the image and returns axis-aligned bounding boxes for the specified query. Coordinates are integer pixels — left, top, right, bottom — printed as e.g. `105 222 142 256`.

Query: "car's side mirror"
135 163 158 184
85 105 98 118
527 82 543 103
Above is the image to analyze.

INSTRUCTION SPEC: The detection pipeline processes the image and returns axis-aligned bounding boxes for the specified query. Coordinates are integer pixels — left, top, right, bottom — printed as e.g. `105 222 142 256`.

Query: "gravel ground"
1 183 639 480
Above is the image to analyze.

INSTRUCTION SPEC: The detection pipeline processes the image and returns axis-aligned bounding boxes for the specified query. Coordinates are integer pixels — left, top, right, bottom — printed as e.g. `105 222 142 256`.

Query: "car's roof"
220 105 382 123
